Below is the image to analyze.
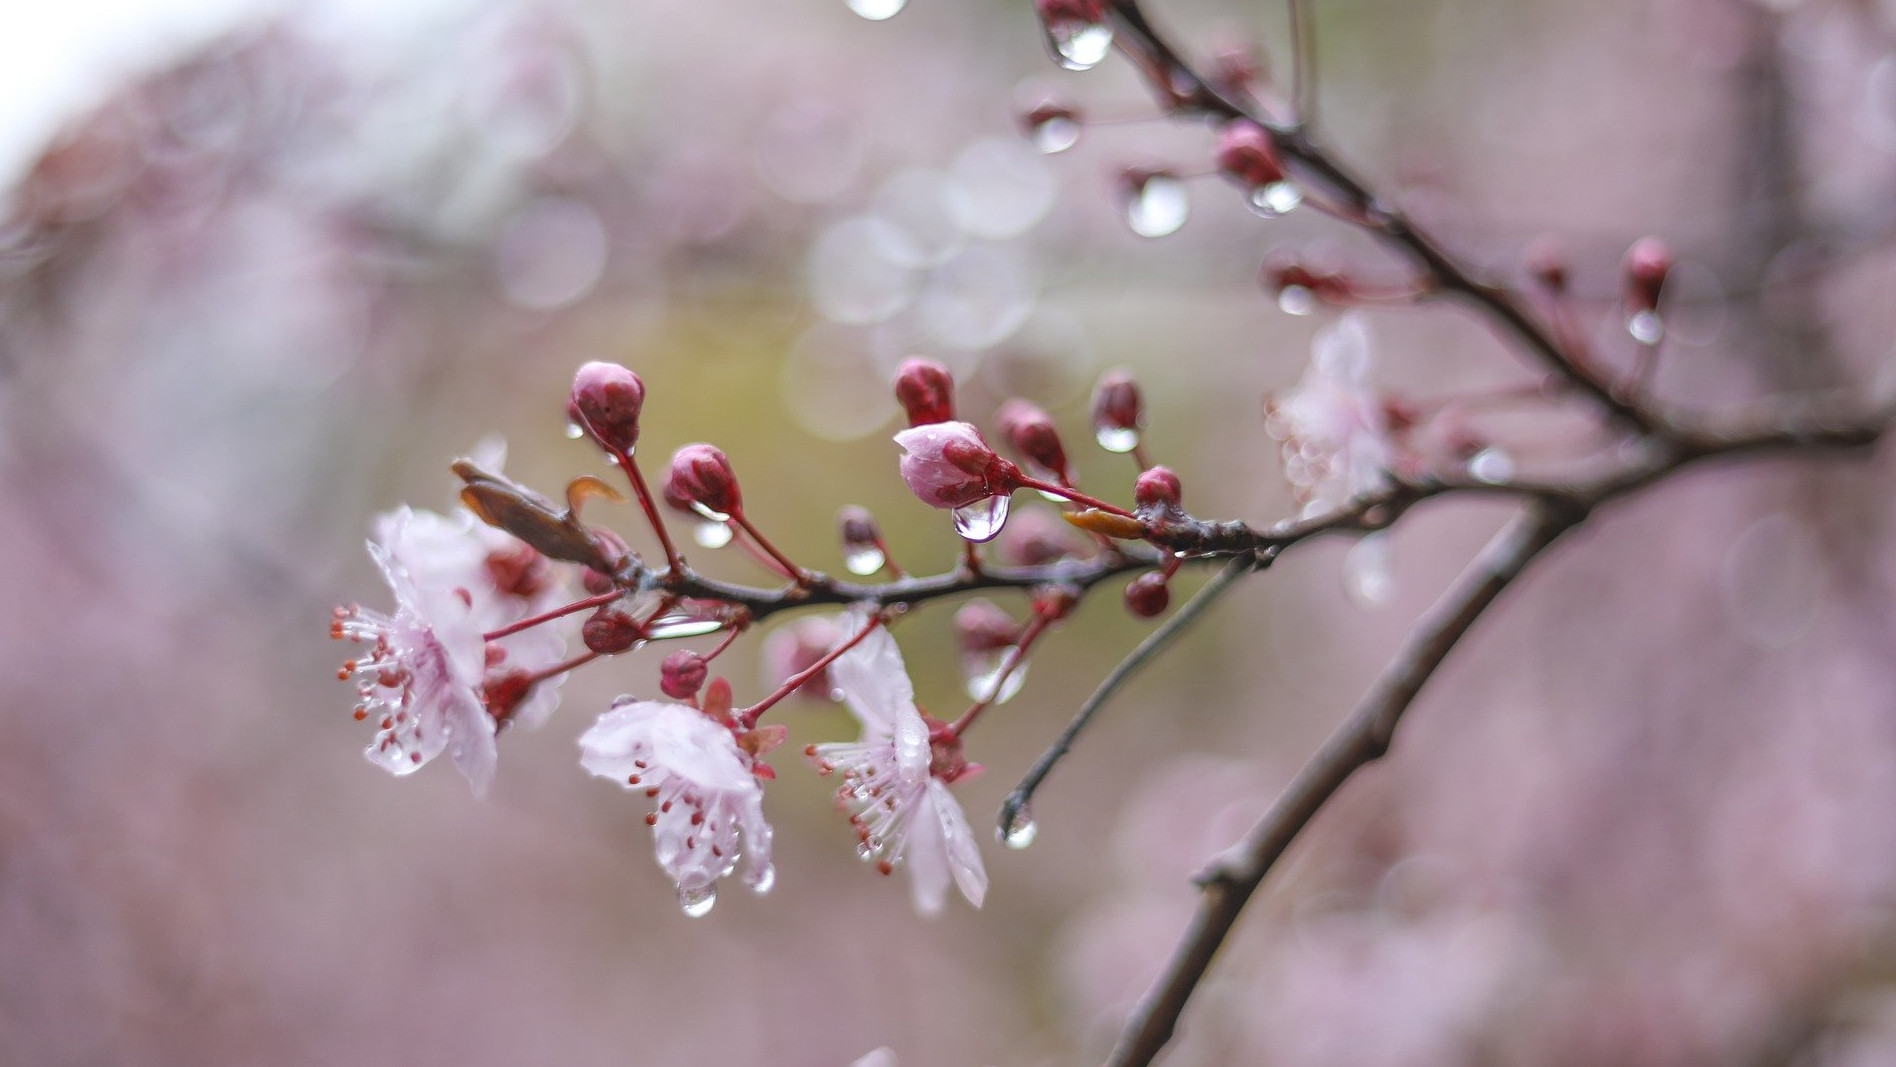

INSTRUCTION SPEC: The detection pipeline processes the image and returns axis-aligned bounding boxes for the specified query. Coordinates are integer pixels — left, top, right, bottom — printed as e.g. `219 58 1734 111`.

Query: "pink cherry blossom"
579 698 775 914
893 421 1019 510
1264 313 1393 516
808 616 987 916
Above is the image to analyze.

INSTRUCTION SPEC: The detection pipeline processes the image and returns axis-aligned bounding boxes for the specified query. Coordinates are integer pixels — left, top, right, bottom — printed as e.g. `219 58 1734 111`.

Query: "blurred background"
5 0 1896 1063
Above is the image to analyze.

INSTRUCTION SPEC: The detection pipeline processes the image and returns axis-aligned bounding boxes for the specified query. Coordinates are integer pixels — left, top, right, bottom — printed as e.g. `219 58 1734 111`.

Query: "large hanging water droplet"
847 0 906 19
751 865 777 895
952 494 1012 542
695 520 733 549
564 421 585 440
1627 309 1665 345
1045 18 1114 71
1343 534 1394 608
647 615 727 640
1126 174 1188 238
678 883 718 917
1247 180 1303 218
844 545 886 576
1001 806 1038 849
1277 285 1316 316
964 655 1028 704
1030 115 1081 154
1095 425 1140 453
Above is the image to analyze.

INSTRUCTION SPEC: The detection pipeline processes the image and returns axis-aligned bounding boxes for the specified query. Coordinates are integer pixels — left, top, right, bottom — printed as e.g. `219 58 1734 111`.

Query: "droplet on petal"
679 883 718 917
1125 173 1189 238
844 545 887 575
1002 806 1038 849
1095 425 1140 453
952 494 1012 542
1627 309 1665 345
695 520 734 549
1247 181 1303 218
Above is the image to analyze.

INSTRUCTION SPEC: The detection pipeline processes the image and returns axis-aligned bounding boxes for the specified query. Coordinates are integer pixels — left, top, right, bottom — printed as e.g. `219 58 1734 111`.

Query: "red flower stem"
521 649 599 689
483 590 622 641
875 537 905 578
612 447 683 576
961 539 983 575
701 627 742 663
728 524 794 580
1131 444 1152 473
740 614 884 728
946 613 1051 738
731 510 812 585
1017 477 1135 517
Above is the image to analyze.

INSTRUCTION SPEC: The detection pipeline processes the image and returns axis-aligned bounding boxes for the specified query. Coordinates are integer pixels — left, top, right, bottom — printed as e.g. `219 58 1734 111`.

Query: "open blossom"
894 421 1020 509
1264 313 1393 516
808 616 987 916
333 503 571 795
580 698 775 913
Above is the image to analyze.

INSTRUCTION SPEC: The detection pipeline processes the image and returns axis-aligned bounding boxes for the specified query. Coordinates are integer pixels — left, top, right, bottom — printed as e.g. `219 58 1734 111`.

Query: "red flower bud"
664 443 741 518
1623 237 1671 313
1215 121 1285 188
997 398 1071 484
1124 572 1170 617
582 607 643 654
1133 466 1182 510
1092 370 1144 452
838 505 881 550
569 362 645 453
660 650 709 700
894 358 956 426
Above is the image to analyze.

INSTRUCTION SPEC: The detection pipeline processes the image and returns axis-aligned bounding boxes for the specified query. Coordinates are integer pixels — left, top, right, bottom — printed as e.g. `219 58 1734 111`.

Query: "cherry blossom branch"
1104 504 1581 1067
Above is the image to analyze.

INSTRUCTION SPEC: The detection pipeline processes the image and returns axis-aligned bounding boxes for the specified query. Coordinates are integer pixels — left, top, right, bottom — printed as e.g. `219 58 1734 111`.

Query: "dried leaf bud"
1133 466 1183 510
1523 236 1569 294
569 362 645 453
894 358 956 426
955 599 1025 654
664 443 741 518
1215 121 1285 189
660 650 709 700
996 399 1071 484
1124 572 1171 617
1092 370 1144 451
1623 237 1671 313
582 606 643 654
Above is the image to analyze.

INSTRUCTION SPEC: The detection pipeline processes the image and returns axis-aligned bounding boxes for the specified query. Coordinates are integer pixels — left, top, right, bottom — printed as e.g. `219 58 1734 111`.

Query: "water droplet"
1277 285 1316 316
1002 807 1038 849
565 421 585 440
1030 115 1081 154
1247 180 1303 218
964 655 1028 704
952 494 1012 542
1045 18 1114 71
1467 447 1514 484
695 520 734 549
1126 174 1188 238
751 865 777 895
1035 487 1067 503
1343 534 1394 608
678 883 717 917
847 0 906 18
1627 309 1665 345
689 501 731 524
1095 425 1140 453
647 616 726 640
844 545 886 575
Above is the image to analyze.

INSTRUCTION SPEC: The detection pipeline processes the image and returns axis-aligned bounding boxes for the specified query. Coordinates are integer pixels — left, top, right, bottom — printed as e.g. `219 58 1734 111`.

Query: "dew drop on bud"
1002 806 1039 849
647 615 726 640
1247 181 1303 218
952 495 1012 542
564 422 585 440
752 865 777 895
1095 425 1140 453
689 501 732 524
1125 173 1188 238
679 883 718 917
1031 115 1081 154
1277 285 1316 316
1046 20 1114 71
844 545 886 576
1343 534 1394 608
847 0 906 20
1627 309 1665 345
964 655 1028 704
695 520 734 549
1467 447 1514 485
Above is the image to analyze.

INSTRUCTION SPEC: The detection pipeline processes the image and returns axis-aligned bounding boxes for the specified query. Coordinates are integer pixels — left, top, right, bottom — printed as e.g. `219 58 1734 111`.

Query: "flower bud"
1622 237 1671 313
894 358 956 426
660 650 709 700
1035 0 1106 23
485 542 551 599
1124 572 1170 617
569 362 645 453
664 443 741 518
1133 466 1182 510
583 607 643 654
894 421 1020 509
1091 370 1144 451
996 399 1071 484
838 505 880 549
1215 121 1285 189
955 599 1025 654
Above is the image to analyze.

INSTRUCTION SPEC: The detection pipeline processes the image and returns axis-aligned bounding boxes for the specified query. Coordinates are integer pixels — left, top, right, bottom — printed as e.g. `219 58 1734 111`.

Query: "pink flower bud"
582 528 629 594
1215 121 1285 188
1092 370 1144 438
569 362 645 453
1124 572 1170 617
1623 237 1671 313
664 443 741 518
894 358 956 426
955 599 1025 654
583 607 643 654
660 650 709 700
1031 585 1079 621
894 421 1021 509
996 399 1071 483
1134 466 1183 510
